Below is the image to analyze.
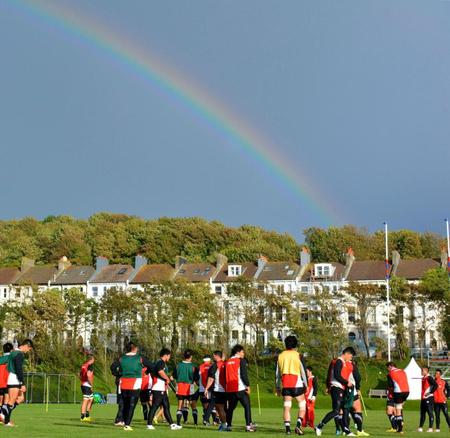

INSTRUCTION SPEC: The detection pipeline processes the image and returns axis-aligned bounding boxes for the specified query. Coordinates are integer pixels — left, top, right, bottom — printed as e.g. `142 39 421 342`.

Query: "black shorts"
140 389 151 403
190 390 200 401
393 392 409 404
212 391 227 405
386 399 395 407
81 386 93 399
0 387 7 396
282 387 306 398
7 385 22 390
354 393 360 401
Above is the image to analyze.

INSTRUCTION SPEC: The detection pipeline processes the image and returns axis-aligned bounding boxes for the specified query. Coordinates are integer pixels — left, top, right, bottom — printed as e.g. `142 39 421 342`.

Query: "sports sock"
353 412 363 432
176 410 182 426
388 414 396 428
397 415 403 432
85 411 90 418
192 408 198 425
182 407 189 423
81 413 85 419
296 417 302 428
335 415 342 431
284 421 291 433
142 404 148 421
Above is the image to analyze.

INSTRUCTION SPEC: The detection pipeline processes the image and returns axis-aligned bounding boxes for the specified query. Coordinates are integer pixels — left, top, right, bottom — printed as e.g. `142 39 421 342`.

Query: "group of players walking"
77 336 450 435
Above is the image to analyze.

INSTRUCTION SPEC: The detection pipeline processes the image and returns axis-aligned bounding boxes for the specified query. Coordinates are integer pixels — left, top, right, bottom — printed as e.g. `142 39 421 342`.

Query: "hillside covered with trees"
0 214 445 267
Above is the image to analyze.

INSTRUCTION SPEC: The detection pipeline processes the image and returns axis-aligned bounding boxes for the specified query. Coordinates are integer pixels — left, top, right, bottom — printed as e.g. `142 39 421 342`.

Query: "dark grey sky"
1 0 449 239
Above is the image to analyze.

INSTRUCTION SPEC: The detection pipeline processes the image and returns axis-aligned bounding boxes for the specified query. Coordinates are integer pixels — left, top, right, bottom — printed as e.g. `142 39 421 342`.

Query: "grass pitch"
1 400 445 437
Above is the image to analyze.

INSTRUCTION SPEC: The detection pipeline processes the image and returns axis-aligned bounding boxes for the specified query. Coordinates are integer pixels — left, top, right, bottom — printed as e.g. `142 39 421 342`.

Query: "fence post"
57 374 60 404
73 375 76 404
46 376 50 412
30 374 34 403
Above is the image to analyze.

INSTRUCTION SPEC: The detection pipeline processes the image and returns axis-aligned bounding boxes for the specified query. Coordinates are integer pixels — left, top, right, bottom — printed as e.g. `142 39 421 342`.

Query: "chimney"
175 256 187 270
254 255 268 279
95 256 109 272
440 247 448 269
134 255 147 270
300 247 311 266
391 250 401 276
58 256 71 272
216 254 228 269
343 247 355 280
21 257 34 272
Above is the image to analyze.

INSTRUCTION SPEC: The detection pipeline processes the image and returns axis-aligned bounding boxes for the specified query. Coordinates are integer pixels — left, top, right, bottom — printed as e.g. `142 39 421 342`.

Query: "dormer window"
228 265 242 277
314 263 333 277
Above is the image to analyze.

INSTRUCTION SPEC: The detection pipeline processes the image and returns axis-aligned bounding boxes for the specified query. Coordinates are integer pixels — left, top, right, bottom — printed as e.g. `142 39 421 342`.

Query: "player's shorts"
140 389 151 403
81 385 94 399
282 387 306 398
393 392 409 404
212 391 227 404
7 372 21 387
190 390 200 401
0 387 8 395
354 393 360 401
386 398 395 407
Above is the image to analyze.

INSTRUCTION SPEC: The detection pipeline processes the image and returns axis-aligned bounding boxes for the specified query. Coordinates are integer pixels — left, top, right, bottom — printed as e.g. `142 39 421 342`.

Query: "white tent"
404 357 422 400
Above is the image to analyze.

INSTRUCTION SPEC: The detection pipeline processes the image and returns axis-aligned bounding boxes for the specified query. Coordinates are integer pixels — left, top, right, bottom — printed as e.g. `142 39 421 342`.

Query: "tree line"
0 214 445 267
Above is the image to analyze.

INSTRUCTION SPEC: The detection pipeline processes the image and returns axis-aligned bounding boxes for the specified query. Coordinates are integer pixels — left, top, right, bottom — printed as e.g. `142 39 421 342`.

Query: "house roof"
130 264 175 284
346 260 388 281
257 261 300 281
89 264 134 283
214 262 258 282
53 266 95 285
14 266 58 285
394 258 439 280
0 268 20 285
174 263 216 282
302 262 346 281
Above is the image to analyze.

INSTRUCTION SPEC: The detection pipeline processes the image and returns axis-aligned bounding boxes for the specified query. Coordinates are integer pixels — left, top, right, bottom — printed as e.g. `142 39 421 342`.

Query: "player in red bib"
303 366 317 430
386 362 409 433
205 350 228 431
433 368 450 432
198 354 214 425
0 343 13 407
225 344 256 432
385 384 396 432
315 347 355 436
80 356 95 422
418 366 438 432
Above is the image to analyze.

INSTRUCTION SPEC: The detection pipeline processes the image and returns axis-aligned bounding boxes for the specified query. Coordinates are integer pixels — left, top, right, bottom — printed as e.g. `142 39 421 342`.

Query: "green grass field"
2 399 447 438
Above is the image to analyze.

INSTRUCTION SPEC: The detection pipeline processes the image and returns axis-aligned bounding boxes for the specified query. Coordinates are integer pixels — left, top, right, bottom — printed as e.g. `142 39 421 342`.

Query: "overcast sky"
1 0 449 239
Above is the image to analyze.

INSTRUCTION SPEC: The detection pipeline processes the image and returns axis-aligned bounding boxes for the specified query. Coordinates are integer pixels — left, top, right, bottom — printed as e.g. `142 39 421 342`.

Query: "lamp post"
384 222 391 362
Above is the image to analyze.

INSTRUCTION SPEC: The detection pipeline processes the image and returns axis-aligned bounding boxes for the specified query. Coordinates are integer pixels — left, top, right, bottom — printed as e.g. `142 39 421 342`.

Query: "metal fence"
24 373 80 404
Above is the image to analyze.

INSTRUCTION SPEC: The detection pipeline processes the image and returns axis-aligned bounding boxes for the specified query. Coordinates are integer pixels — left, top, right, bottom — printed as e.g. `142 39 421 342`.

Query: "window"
232 330 239 340
258 284 265 292
92 286 98 297
301 286 309 293
348 332 356 341
228 265 242 277
3 288 7 299
348 306 356 323
276 307 283 322
277 285 285 293
300 308 309 321
315 264 332 277
117 268 127 275
215 285 222 294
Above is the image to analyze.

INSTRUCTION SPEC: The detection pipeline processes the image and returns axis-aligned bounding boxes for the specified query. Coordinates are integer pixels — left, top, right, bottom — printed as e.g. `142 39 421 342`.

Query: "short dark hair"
422 366 429 372
306 366 313 372
160 348 171 357
125 342 137 353
342 346 356 355
183 349 192 360
213 350 222 357
2 343 13 353
284 335 298 349
436 368 442 374
231 344 244 356
21 339 33 348
386 361 396 368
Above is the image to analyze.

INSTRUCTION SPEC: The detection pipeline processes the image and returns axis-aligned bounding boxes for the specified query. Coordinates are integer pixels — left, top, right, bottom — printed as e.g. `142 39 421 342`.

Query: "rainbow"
7 0 341 225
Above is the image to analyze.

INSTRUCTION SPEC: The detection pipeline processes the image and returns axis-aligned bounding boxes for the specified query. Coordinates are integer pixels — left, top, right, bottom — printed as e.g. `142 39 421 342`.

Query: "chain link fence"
24 373 80 404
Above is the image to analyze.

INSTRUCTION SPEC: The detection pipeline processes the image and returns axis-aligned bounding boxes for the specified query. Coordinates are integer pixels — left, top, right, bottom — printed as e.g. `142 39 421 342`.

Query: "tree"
344 282 383 357
420 268 450 348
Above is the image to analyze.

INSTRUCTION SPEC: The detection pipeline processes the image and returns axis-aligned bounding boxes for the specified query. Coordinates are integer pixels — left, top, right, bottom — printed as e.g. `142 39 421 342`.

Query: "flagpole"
384 222 391 362
446 219 450 276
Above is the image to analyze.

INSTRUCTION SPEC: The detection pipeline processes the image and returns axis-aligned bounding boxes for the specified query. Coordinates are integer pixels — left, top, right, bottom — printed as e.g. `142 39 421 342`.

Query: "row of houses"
0 249 447 352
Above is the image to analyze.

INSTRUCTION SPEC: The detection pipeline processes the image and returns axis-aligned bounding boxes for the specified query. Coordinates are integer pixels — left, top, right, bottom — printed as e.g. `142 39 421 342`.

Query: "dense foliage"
0 215 445 267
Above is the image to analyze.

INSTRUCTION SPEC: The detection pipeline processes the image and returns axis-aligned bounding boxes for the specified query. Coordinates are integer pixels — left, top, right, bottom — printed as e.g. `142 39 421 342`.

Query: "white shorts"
7 373 20 386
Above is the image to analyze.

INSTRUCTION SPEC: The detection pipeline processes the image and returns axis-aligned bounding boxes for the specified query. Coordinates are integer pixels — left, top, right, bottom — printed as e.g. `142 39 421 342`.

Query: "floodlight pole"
446 219 450 276
384 222 391 362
